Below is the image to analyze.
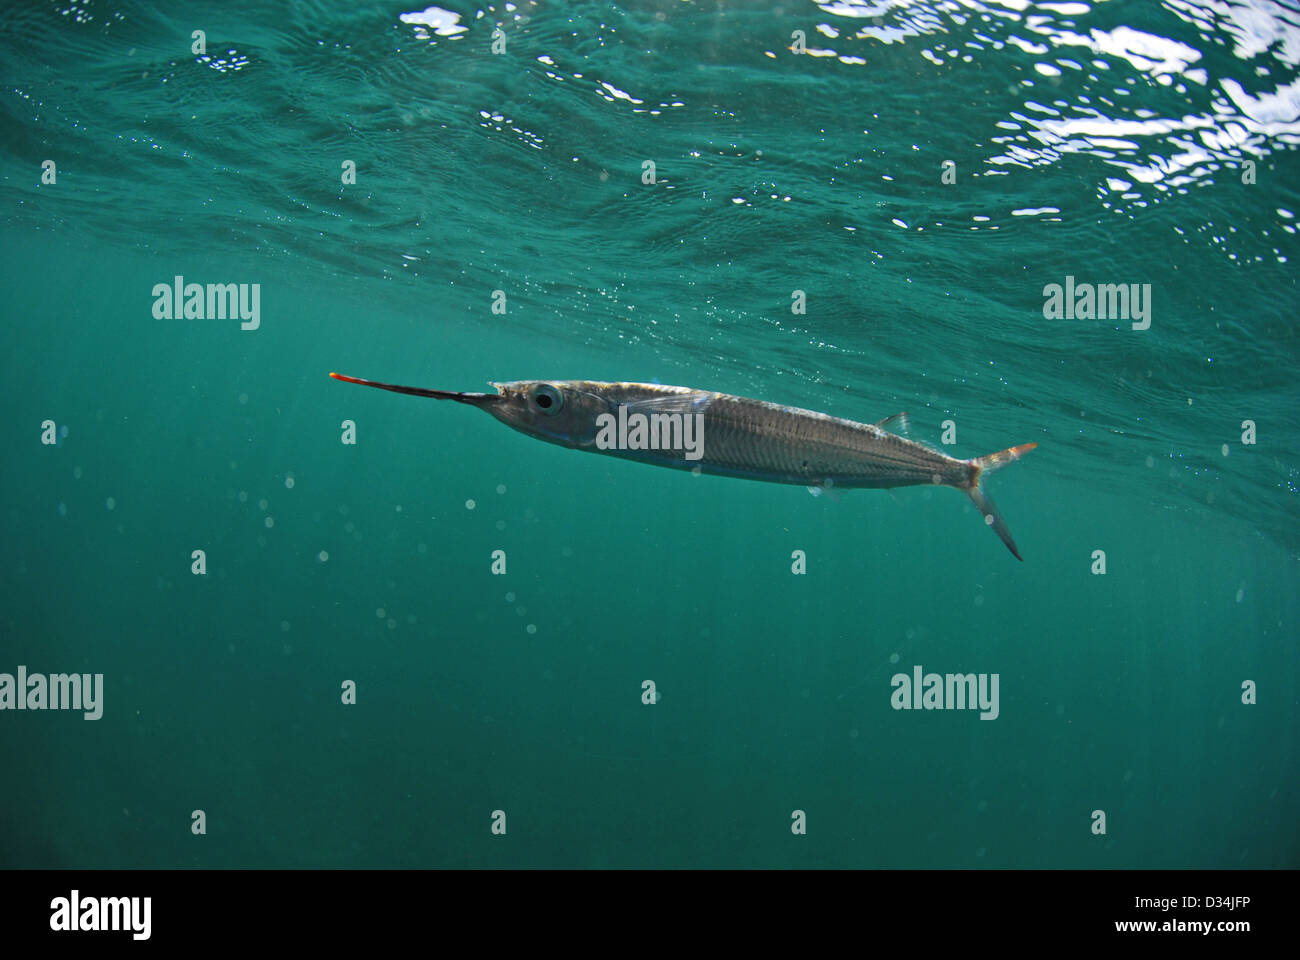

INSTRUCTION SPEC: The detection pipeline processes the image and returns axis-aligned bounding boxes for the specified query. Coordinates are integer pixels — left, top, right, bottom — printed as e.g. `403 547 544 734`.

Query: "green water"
1 0 1296 868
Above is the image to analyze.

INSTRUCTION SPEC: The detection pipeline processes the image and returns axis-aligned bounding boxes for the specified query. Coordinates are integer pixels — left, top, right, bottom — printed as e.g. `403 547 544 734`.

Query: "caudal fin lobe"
966 443 1037 561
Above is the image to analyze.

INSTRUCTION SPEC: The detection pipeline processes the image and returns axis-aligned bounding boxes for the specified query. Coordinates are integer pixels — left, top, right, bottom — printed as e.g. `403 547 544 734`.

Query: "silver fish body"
330 374 1037 559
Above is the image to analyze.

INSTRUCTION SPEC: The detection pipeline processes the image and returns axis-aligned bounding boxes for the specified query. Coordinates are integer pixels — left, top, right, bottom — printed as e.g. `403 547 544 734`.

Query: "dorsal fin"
875 411 910 434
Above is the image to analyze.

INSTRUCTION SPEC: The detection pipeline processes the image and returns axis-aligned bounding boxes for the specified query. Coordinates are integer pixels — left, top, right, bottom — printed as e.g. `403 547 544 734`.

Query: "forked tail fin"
966 443 1038 561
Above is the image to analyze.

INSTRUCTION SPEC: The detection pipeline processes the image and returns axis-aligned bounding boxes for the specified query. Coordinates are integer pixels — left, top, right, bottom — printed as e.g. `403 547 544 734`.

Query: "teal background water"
1 0 1297 868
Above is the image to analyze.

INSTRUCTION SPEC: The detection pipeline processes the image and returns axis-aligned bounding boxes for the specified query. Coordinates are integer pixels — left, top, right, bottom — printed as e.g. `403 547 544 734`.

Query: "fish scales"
684 392 970 488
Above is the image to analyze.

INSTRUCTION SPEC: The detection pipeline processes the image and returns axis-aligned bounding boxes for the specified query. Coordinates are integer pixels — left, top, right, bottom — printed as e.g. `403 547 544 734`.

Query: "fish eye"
530 383 563 416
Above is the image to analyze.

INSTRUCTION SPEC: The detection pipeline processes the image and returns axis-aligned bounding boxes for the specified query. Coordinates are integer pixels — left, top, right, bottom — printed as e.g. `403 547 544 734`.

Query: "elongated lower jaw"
329 372 498 406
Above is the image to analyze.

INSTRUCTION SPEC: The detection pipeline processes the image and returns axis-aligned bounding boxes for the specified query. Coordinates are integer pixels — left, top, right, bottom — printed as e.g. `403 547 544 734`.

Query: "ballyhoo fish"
329 373 1038 559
